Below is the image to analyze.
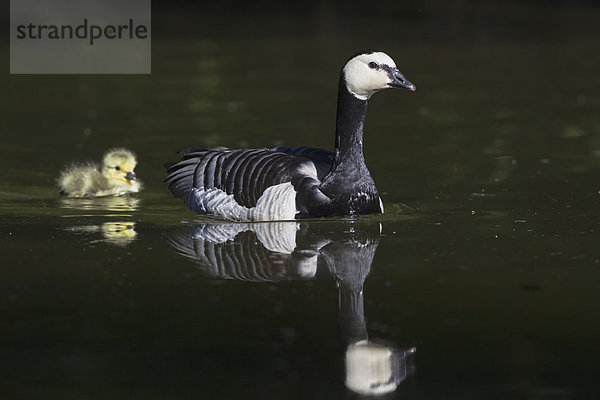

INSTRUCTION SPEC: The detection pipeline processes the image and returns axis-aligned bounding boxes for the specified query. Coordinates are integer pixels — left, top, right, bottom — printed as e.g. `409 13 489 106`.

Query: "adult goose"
165 50 415 221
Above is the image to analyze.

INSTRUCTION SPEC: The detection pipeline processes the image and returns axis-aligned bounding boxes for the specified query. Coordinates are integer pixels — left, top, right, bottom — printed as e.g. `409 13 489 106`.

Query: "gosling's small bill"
58 148 142 197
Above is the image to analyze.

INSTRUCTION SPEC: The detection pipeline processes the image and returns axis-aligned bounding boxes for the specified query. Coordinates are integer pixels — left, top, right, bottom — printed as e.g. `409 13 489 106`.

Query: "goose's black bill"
388 69 416 91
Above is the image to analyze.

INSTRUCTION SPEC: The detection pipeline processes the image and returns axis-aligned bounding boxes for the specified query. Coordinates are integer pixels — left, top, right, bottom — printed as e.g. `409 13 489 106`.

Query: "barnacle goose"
165 50 415 221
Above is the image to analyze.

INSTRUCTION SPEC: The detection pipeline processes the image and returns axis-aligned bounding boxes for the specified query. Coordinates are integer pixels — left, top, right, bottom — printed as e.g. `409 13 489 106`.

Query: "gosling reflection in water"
59 196 140 213
66 221 137 247
168 221 415 395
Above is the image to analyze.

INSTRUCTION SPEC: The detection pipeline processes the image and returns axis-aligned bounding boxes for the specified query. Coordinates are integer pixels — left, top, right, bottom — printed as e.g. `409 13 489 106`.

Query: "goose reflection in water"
168 221 415 395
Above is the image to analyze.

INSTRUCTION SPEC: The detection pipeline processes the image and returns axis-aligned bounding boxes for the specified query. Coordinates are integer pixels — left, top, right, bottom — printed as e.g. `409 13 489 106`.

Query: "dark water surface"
2 3 600 399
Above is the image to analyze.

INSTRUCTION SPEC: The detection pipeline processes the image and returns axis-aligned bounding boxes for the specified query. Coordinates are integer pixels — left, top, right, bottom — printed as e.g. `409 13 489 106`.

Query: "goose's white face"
343 51 415 100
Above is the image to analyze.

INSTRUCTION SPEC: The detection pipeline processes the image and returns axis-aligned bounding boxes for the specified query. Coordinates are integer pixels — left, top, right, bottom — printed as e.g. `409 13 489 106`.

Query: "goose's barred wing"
165 147 327 212
271 146 333 181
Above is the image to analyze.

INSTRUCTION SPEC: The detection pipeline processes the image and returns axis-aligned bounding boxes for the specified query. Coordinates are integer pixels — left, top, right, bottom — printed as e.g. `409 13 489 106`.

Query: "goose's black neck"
306 71 382 216
332 74 369 170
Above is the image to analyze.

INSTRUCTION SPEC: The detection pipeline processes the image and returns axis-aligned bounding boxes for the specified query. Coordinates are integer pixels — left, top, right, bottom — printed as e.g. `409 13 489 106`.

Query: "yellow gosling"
58 148 142 197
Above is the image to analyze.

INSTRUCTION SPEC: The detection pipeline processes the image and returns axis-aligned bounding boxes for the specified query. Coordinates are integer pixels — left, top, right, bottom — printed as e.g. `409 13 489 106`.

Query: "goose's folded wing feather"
165 148 331 215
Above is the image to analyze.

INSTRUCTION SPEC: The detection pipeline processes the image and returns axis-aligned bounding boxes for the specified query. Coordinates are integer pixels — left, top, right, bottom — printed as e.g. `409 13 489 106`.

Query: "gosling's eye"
115 166 121 171
368 61 378 69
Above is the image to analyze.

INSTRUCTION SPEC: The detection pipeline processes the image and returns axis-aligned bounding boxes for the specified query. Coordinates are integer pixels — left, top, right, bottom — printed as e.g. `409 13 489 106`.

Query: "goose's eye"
368 61 378 69
115 166 121 171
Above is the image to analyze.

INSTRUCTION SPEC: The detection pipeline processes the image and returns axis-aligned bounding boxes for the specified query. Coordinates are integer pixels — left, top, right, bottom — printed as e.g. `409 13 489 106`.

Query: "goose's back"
271 146 333 181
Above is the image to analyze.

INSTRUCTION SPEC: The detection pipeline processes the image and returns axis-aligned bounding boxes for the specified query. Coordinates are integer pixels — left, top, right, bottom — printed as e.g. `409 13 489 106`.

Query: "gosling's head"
342 50 416 101
102 148 138 185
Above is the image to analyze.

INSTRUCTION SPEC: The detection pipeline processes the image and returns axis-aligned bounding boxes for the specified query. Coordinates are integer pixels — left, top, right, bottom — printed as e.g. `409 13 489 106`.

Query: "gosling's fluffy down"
58 148 142 197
